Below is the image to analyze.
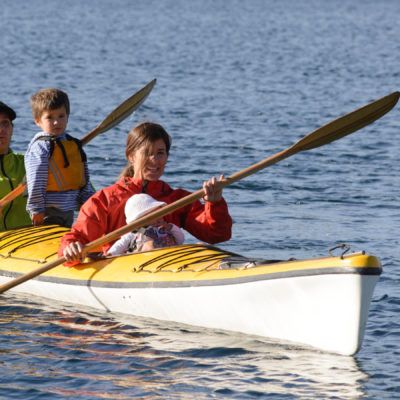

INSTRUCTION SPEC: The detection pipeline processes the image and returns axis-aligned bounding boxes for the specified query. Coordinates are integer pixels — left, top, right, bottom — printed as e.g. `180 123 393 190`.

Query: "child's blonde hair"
30 88 70 120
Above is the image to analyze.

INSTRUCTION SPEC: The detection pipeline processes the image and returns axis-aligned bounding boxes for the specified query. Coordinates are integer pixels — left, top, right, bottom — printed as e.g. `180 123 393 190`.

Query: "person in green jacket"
0 101 31 230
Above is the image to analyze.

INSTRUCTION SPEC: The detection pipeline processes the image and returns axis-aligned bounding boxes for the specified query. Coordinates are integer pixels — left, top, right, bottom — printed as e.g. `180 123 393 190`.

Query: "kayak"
0 225 381 356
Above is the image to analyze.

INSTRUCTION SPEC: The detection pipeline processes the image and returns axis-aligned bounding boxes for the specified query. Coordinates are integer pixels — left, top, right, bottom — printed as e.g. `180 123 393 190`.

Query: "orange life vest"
37 135 87 192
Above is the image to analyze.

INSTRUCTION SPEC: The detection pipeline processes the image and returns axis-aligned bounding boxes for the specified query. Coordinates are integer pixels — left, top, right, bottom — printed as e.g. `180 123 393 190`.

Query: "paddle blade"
292 91 400 152
81 79 156 145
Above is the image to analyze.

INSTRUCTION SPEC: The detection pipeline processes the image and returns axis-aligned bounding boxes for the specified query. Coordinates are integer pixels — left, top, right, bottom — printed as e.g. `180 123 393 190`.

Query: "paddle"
0 91 398 295
0 79 157 213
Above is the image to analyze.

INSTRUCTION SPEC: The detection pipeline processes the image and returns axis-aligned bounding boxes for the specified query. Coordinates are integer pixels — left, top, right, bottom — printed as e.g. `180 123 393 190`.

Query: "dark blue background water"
1 0 400 398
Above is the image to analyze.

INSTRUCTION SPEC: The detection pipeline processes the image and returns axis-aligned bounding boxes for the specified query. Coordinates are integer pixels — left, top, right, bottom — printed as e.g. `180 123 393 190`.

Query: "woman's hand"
203 175 224 203
63 241 86 263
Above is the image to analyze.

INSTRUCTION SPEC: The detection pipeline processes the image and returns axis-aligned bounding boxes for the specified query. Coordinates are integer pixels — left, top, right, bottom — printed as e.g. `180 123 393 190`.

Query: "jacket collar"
116 177 171 194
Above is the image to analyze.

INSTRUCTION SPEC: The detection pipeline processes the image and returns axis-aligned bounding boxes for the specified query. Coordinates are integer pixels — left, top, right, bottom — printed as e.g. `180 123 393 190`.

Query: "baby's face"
151 217 165 227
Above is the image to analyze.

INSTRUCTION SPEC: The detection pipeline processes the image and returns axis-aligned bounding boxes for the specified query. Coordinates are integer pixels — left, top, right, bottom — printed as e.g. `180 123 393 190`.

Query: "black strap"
35 135 56 158
55 139 70 168
66 134 87 162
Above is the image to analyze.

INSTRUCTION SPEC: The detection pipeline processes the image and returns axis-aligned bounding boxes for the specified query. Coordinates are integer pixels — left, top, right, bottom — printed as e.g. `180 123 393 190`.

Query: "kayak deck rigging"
0 225 281 273
127 244 276 273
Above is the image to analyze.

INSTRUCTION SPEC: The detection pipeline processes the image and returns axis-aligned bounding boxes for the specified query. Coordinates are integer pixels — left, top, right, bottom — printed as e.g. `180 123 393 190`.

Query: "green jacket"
0 151 31 231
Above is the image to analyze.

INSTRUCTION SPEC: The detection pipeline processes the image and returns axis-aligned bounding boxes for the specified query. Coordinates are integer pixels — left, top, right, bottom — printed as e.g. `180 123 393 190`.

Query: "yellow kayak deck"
0 226 382 287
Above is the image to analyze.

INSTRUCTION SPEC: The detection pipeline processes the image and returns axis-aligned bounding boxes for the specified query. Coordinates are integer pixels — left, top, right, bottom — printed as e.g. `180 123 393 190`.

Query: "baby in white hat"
107 193 184 256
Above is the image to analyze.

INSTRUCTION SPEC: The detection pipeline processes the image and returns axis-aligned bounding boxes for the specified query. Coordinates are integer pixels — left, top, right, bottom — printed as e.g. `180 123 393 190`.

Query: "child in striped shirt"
25 88 94 228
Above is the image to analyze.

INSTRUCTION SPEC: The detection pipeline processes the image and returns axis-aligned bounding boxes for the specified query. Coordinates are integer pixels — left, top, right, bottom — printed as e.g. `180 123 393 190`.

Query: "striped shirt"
25 132 94 215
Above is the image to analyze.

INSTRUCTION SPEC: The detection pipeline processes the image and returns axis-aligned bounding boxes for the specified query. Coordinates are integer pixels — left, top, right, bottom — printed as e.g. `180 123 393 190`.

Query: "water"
1 0 400 398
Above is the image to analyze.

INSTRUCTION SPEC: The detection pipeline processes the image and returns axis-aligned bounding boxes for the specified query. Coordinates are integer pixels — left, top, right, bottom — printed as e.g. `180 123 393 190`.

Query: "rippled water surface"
1 0 400 398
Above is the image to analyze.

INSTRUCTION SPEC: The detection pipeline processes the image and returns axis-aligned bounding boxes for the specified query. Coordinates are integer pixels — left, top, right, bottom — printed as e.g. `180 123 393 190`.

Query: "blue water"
1 0 400 398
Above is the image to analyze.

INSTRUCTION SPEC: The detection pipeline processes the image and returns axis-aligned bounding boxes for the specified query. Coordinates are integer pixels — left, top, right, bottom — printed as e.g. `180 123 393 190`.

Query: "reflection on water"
0 293 368 399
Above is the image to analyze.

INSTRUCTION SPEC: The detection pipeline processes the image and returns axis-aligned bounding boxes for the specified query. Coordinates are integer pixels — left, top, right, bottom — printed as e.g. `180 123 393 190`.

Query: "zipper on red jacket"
141 180 148 193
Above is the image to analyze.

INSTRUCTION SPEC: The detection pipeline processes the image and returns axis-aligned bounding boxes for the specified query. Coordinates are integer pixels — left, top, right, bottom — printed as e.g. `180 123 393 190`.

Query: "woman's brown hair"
120 122 172 178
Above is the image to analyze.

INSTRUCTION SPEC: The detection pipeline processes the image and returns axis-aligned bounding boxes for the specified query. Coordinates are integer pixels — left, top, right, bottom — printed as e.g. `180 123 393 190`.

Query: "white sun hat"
124 193 166 224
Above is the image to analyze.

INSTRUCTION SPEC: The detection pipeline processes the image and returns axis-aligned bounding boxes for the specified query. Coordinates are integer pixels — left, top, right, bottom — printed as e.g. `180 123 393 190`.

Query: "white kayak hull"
0 226 381 355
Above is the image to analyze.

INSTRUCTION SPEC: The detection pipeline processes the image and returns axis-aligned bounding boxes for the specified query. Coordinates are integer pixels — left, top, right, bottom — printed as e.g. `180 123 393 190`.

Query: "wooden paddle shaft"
40 90 400 254
0 257 67 293
0 183 25 210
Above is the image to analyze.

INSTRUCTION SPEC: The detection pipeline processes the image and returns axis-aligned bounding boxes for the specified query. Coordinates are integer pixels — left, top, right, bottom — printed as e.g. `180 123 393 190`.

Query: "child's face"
35 106 68 137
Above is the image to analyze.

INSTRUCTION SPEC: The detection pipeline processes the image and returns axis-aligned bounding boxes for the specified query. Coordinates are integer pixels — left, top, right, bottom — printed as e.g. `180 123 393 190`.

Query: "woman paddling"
60 122 232 263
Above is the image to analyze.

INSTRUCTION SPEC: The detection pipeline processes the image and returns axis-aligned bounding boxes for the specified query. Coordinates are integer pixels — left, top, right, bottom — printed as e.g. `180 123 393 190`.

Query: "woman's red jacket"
59 177 232 256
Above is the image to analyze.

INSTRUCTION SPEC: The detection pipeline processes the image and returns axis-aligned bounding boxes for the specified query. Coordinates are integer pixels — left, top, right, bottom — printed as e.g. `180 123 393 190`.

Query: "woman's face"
128 139 168 181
